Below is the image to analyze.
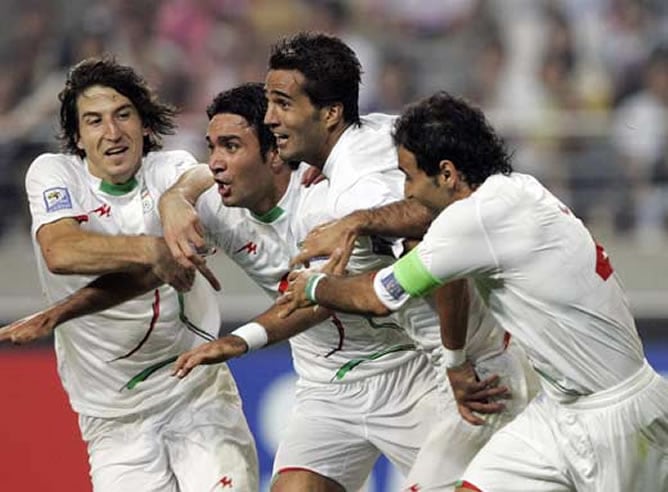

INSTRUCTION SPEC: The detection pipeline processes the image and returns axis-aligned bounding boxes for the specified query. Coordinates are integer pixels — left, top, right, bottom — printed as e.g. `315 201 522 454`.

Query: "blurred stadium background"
1 0 667 490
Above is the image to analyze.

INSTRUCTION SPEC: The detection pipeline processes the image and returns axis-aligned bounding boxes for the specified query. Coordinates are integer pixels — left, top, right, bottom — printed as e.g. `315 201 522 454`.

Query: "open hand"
290 217 357 269
0 312 56 345
172 335 249 378
447 361 511 425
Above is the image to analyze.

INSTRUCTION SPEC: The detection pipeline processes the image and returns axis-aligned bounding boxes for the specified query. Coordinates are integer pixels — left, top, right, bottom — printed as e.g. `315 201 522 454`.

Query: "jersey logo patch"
219 475 233 488
43 187 72 212
380 271 405 300
235 241 258 255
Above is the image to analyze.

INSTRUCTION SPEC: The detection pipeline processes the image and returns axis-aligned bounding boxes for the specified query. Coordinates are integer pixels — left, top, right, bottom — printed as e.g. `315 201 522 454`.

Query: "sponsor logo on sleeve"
380 271 405 300
43 187 72 212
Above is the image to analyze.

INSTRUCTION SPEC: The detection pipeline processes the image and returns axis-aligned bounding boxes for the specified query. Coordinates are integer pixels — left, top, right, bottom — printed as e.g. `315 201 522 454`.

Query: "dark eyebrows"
267 88 292 100
80 103 135 120
208 134 241 146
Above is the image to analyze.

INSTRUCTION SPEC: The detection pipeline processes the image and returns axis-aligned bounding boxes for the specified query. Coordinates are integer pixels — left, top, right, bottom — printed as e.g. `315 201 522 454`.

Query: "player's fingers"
0 326 12 343
197 263 221 291
172 239 197 269
469 385 511 402
289 250 311 269
458 405 485 426
275 292 291 305
477 373 501 388
463 400 506 415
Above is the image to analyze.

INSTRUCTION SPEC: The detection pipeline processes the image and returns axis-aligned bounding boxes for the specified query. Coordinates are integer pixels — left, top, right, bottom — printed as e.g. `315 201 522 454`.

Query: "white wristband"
305 272 327 303
230 322 268 352
443 347 466 369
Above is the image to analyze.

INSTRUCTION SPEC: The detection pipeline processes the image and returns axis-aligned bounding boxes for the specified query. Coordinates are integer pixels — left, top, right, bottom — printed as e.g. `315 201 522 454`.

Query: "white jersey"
321 114 509 375
380 172 645 401
25 151 222 417
198 165 418 384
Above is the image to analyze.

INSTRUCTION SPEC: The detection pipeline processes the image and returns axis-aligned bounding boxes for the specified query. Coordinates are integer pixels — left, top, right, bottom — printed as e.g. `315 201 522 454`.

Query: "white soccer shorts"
272 354 442 491
80 365 259 492
460 360 668 491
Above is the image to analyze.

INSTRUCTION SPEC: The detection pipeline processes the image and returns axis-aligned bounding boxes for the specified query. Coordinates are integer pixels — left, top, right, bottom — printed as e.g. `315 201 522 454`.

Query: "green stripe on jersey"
122 355 177 390
393 248 443 297
332 343 416 381
99 177 139 195
251 205 285 223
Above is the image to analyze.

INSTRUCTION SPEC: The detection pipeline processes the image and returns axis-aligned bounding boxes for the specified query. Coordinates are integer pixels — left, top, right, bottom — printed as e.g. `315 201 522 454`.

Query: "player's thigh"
365 356 445 475
460 397 572 492
167 365 259 492
402 401 495 492
80 414 177 492
272 469 346 492
273 411 379 492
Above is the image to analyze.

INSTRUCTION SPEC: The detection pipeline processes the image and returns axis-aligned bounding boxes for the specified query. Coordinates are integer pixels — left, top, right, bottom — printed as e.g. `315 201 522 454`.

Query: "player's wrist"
230 322 268 352
443 347 467 369
304 272 327 303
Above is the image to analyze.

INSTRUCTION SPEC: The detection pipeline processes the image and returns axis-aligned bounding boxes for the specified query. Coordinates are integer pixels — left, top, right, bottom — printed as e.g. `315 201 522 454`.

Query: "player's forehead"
397 145 418 171
76 85 135 115
207 113 257 142
265 69 307 99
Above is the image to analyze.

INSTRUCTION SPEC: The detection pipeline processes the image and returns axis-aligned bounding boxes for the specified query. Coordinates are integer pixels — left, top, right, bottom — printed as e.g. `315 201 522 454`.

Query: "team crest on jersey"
380 271 405 300
141 188 154 214
43 187 72 212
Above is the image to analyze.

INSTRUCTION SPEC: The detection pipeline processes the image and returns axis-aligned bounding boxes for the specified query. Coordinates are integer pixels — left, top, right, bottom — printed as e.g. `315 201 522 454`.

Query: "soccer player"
279 90 668 492
167 33 536 491
0 58 258 491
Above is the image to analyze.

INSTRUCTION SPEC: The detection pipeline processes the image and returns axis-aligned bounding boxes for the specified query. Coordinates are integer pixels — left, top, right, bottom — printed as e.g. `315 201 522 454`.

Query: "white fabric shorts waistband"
565 359 657 410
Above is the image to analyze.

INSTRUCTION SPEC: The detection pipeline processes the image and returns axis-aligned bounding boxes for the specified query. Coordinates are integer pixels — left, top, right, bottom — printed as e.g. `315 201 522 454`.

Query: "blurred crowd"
0 0 667 245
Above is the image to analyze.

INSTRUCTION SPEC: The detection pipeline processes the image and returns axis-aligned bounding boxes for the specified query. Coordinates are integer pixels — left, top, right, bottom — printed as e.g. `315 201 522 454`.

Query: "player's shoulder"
29 152 80 170
359 112 398 130
143 149 197 168
26 153 83 182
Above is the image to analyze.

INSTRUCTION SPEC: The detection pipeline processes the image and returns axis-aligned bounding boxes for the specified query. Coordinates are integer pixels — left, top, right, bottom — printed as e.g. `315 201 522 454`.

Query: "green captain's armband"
393 248 443 297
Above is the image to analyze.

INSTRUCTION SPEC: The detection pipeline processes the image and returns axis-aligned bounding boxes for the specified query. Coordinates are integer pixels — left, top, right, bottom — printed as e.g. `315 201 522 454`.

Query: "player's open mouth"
273 133 288 147
217 181 232 197
104 146 128 156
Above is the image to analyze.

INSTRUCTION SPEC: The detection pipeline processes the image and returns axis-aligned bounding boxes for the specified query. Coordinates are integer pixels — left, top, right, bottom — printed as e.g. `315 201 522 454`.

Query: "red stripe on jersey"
75 214 89 223
457 480 483 491
503 331 511 350
111 289 160 361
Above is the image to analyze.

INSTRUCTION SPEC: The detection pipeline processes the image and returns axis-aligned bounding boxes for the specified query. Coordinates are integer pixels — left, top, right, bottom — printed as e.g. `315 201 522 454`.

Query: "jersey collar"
251 205 285 223
99 177 139 196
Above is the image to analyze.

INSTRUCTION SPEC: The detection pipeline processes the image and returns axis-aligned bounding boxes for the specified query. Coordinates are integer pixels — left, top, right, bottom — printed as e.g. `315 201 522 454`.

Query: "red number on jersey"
595 243 613 280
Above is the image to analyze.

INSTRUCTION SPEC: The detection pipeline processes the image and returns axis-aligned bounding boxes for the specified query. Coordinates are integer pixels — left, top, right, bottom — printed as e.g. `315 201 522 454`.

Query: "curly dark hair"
58 56 177 157
269 31 361 125
206 82 276 161
393 91 512 187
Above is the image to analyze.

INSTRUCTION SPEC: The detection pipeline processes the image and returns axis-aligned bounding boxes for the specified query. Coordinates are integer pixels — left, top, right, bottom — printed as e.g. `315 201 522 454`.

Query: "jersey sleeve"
25 154 88 235
150 150 199 194
332 170 404 217
372 197 498 311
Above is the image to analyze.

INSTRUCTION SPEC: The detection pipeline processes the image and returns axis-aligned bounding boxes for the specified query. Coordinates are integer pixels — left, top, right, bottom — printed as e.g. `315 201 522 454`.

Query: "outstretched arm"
0 268 163 345
172 302 331 378
290 199 434 268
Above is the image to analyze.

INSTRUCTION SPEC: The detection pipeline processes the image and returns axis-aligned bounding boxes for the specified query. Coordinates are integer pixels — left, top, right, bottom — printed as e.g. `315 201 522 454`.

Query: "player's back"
472 172 645 399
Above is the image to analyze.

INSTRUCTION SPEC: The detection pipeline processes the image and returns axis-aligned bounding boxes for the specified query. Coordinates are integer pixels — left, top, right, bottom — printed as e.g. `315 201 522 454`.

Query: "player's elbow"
42 246 74 274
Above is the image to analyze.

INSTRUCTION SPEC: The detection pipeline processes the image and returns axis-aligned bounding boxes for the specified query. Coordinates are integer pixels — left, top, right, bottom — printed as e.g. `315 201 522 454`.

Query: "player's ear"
439 160 457 187
323 102 344 130
267 148 283 172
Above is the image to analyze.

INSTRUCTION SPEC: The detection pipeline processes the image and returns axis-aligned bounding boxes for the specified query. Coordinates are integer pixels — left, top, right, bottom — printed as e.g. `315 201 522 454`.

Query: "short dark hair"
206 82 276 161
269 32 361 125
393 91 512 187
58 57 177 157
